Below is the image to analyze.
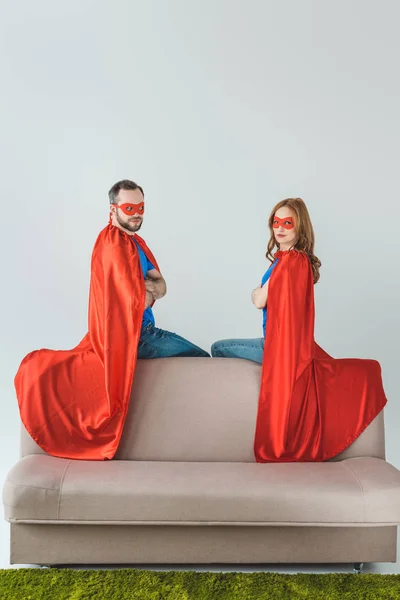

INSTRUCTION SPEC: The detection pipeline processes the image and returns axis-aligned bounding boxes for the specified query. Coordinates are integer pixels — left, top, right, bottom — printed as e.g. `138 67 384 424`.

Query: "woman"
212 198 387 462
211 198 319 362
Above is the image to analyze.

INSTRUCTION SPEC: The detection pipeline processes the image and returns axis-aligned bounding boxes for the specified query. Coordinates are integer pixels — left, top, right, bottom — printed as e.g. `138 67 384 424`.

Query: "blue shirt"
261 259 279 337
132 238 156 330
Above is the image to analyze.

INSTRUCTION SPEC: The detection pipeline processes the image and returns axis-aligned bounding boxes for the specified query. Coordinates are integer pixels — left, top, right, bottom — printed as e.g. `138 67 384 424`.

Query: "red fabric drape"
15 225 159 460
254 250 387 462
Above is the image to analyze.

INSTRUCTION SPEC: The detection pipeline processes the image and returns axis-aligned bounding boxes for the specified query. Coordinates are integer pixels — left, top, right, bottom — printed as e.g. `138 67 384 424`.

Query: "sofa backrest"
20 357 386 462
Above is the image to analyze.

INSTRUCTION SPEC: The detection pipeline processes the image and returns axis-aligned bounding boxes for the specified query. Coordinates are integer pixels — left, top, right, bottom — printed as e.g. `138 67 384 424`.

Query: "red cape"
254 250 387 462
15 225 159 460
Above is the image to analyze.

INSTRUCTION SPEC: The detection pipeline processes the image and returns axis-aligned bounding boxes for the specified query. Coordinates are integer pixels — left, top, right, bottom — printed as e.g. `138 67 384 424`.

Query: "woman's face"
273 207 297 250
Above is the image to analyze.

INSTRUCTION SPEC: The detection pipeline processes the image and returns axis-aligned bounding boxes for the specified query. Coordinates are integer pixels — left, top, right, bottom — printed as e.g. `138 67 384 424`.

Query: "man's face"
111 188 145 233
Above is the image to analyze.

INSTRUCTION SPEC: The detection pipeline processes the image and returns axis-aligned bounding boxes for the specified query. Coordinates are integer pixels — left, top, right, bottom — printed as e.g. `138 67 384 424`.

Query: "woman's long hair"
266 198 321 284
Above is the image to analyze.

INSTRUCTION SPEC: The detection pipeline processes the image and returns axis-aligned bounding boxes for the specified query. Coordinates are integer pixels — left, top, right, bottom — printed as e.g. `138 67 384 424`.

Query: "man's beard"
116 212 143 233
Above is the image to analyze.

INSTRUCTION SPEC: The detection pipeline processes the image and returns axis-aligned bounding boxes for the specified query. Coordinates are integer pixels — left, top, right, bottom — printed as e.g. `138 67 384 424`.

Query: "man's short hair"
108 180 144 204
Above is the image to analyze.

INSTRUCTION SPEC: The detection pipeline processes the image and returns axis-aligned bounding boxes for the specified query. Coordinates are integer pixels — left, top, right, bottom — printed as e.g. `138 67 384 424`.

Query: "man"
108 179 209 358
15 178 208 461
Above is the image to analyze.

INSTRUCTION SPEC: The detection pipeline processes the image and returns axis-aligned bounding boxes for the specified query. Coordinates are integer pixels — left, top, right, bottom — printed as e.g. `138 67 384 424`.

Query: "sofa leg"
353 562 364 574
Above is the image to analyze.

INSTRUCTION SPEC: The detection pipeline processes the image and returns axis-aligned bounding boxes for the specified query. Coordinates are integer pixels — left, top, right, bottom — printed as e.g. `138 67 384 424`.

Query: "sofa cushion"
4 455 400 526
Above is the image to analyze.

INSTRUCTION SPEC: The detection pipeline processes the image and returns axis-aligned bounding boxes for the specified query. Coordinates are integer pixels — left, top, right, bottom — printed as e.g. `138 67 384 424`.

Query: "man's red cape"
254 249 387 462
15 225 159 460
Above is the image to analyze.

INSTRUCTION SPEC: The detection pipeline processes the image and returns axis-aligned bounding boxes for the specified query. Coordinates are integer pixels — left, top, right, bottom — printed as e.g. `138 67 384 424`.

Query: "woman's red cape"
254 250 387 462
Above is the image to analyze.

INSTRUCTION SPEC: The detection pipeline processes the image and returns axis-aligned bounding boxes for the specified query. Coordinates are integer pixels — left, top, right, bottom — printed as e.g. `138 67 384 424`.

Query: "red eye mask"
116 202 145 216
273 215 294 230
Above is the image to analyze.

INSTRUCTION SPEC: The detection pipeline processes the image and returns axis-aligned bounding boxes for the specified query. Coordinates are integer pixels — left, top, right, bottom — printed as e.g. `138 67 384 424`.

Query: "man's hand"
145 278 165 299
145 269 167 300
144 290 154 309
145 279 157 295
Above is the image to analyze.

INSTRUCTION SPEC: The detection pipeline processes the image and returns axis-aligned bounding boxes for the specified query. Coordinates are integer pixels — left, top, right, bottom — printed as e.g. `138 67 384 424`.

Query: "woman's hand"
251 285 261 306
251 280 270 309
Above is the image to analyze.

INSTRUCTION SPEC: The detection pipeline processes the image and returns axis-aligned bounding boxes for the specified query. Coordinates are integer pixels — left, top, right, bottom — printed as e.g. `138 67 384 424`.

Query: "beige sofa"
4 357 400 569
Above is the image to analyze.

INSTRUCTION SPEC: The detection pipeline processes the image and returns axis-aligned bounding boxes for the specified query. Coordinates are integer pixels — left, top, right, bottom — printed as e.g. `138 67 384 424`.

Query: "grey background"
0 0 399 571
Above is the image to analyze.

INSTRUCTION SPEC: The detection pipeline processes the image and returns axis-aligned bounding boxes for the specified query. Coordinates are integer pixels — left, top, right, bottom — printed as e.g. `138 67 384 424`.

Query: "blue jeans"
138 324 210 359
211 338 264 364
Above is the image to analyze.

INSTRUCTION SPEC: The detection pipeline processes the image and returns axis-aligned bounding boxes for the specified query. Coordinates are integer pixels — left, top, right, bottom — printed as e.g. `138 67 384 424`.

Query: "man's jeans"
211 338 264 364
138 324 210 359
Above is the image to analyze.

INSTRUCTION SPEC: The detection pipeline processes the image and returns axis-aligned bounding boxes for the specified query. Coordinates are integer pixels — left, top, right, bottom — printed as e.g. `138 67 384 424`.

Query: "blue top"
132 237 156 330
261 259 279 337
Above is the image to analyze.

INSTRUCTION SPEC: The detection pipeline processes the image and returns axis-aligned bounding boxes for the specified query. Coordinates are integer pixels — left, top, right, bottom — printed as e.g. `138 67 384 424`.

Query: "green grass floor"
1 569 400 600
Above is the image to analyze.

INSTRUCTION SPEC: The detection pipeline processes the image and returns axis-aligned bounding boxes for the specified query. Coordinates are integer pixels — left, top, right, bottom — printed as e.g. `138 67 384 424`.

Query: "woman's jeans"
138 324 210 359
211 338 264 364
